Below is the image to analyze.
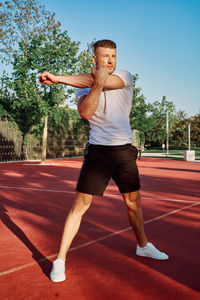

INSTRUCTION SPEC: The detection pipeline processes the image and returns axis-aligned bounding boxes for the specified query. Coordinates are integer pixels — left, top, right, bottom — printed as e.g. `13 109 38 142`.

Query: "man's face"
92 47 116 74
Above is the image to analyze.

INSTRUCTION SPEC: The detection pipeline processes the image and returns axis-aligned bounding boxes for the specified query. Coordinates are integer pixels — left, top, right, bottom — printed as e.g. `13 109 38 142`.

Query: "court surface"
0 157 200 300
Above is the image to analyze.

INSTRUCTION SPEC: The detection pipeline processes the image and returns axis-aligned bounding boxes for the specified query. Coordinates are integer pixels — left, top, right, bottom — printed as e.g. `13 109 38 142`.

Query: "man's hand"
91 66 108 87
38 71 58 85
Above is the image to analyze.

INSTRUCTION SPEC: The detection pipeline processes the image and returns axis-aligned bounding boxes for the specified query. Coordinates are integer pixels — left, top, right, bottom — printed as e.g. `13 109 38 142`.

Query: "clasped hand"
91 66 108 86
38 71 57 85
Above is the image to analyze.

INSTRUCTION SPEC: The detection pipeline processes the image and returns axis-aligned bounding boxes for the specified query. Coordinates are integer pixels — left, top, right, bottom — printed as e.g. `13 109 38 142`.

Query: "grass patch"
140 155 183 161
142 147 200 161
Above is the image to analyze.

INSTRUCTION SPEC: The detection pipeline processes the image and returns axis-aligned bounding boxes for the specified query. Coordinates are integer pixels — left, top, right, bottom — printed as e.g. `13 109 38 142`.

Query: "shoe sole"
136 253 169 260
50 275 66 282
50 272 66 282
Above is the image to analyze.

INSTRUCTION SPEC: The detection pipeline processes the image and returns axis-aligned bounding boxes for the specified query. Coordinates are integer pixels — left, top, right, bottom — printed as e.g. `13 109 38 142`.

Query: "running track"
0 157 199 299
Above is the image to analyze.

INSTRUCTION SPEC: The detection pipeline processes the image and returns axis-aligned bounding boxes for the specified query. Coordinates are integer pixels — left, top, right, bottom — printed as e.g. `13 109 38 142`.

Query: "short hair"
92 39 116 54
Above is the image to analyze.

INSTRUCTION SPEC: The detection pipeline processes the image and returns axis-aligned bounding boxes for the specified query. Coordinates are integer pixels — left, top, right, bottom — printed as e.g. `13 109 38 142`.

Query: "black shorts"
76 143 141 196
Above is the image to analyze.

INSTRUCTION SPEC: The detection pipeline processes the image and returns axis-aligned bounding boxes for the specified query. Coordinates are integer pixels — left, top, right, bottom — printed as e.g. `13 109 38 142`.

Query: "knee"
72 192 93 215
124 194 141 212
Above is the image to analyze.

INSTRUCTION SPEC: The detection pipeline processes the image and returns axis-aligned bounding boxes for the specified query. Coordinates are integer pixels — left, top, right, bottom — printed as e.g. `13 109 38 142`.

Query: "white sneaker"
50 258 66 282
136 242 169 260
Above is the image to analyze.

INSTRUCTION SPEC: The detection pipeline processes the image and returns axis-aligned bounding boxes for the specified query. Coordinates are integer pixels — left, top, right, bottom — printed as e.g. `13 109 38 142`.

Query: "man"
39 39 168 283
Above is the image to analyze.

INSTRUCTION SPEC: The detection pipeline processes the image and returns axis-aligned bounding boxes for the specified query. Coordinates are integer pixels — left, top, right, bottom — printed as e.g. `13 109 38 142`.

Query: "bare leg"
122 191 148 247
57 192 93 262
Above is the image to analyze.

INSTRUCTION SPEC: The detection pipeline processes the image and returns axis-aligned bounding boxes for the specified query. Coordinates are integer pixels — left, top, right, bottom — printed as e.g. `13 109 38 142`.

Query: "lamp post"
188 124 191 151
41 116 48 163
166 111 169 156
184 123 195 161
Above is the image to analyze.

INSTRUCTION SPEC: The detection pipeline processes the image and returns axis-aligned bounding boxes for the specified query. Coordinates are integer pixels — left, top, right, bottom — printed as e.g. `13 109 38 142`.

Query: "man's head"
92 39 117 74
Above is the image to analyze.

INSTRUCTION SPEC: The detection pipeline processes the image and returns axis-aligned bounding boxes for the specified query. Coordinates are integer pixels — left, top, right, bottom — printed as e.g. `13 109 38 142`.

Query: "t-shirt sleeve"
113 70 133 87
75 88 90 103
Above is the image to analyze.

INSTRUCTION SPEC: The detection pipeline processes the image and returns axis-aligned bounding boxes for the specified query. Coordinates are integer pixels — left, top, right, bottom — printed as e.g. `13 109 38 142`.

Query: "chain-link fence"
0 118 89 162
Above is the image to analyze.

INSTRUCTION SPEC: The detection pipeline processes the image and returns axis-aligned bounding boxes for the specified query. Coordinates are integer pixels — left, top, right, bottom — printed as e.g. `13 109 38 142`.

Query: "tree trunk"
20 132 26 161
41 116 48 163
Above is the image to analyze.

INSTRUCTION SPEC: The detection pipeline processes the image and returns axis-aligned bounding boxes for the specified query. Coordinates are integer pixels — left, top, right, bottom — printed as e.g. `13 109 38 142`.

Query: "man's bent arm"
78 82 103 120
77 66 108 120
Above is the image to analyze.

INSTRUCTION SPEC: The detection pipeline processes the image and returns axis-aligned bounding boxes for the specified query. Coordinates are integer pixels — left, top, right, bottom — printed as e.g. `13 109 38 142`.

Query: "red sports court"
0 157 199 299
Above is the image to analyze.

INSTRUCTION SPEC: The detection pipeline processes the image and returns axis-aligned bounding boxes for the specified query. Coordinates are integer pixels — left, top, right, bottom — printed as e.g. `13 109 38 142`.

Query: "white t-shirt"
75 69 133 145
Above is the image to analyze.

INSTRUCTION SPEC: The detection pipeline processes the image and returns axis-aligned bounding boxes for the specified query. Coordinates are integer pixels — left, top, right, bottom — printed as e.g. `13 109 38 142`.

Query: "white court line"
0 201 199 277
0 185 75 194
104 194 199 203
141 197 199 203
0 184 198 203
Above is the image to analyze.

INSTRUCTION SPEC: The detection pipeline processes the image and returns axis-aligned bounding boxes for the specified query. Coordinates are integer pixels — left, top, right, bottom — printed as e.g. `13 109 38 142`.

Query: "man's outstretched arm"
38 72 94 88
38 69 125 90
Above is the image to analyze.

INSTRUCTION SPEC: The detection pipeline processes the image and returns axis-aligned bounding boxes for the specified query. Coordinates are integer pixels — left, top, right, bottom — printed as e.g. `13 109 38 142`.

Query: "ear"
92 55 97 65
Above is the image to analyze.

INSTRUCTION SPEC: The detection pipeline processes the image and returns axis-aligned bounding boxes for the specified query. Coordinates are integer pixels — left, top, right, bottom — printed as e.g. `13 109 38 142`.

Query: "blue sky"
42 0 200 117
1 0 199 117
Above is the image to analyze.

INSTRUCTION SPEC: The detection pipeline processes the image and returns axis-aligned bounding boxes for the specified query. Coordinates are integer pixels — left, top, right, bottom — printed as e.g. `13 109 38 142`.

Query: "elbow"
81 114 90 121
79 111 91 121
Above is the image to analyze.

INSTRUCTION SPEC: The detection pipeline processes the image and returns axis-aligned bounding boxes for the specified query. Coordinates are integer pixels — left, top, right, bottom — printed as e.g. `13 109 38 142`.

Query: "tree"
0 29 85 160
1 13 93 161
130 74 152 145
170 112 200 148
77 42 93 74
147 96 177 145
28 30 81 161
0 0 61 63
0 0 62 160
68 42 93 106
190 114 200 147
0 67 44 159
170 110 188 147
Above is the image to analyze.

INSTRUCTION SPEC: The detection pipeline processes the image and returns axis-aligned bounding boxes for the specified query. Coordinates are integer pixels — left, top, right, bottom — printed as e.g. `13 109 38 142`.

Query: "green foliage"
130 77 199 147
27 30 81 108
68 108 89 137
30 106 89 141
0 0 61 63
68 42 93 105
77 42 94 74
130 75 177 146
28 31 79 74
147 96 177 144
0 1 92 160
170 112 200 147
0 28 84 137
189 114 200 146
170 111 188 146
130 74 150 134
0 71 44 135
48 106 70 136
